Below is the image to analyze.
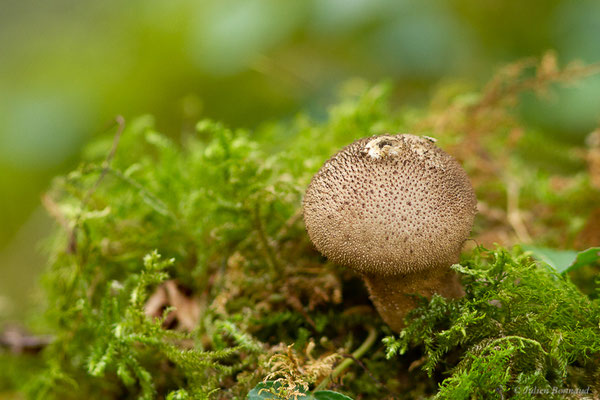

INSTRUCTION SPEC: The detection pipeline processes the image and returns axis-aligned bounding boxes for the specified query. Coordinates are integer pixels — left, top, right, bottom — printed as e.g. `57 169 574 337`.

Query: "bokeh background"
2 0 600 322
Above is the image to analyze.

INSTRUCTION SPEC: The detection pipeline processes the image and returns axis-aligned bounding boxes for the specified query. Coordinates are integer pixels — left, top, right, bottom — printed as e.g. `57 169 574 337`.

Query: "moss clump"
1 55 600 399
384 247 600 399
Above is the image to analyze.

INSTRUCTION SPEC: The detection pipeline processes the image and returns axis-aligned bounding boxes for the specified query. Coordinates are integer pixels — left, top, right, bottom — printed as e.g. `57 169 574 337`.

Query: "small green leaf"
313 390 354 400
247 383 353 400
522 245 578 273
567 247 600 273
247 381 312 400
522 246 600 274
247 382 279 400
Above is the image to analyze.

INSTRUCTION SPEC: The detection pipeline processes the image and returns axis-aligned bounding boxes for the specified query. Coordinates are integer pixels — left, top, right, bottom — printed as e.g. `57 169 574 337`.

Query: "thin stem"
104 167 177 220
68 116 125 253
314 325 377 391
506 179 532 243
481 335 548 356
364 268 464 332
275 205 304 242
254 202 280 273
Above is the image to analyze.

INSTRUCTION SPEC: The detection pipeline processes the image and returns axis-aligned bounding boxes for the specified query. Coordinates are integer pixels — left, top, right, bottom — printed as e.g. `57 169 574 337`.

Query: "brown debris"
576 208 600 248
265 343 341 397
211 252 246 316
587 129 600 190
283 272 342 312
144 280 202 332
277 270 343 328
0 326 53 354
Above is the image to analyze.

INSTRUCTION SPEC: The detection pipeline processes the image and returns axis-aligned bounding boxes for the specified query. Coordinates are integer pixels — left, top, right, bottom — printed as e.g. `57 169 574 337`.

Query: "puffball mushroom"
303 134 477 331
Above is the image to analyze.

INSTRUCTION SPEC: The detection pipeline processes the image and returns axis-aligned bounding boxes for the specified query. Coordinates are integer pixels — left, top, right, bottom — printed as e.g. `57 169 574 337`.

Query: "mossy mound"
1 55 600 399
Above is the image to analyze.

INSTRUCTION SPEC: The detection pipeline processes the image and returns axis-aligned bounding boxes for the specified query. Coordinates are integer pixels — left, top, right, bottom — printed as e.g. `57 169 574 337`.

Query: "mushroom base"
363 268 464 332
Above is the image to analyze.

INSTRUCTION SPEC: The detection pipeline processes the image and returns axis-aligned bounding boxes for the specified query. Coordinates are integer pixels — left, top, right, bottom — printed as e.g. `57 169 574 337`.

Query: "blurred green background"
1 0 600 322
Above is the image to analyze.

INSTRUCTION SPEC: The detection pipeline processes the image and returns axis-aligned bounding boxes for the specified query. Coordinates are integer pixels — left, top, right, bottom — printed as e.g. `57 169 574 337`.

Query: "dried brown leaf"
144 280 202 331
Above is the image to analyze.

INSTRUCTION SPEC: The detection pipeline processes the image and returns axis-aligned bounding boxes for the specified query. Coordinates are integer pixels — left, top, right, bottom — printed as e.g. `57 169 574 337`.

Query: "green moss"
384 247 600 399
3 59 600 399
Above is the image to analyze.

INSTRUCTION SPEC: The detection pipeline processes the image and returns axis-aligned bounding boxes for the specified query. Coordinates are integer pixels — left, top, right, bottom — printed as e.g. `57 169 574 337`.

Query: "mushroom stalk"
363 268 464 331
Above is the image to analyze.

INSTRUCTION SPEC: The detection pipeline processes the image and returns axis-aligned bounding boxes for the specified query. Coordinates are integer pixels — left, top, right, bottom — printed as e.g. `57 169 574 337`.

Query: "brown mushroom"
303 134 477 331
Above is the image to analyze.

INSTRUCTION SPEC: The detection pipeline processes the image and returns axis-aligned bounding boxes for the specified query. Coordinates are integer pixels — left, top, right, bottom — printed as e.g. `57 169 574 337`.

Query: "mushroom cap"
303 134 477 276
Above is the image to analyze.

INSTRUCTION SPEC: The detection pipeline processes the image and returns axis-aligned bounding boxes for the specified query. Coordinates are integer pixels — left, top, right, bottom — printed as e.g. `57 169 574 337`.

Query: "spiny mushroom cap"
303 134 477 276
